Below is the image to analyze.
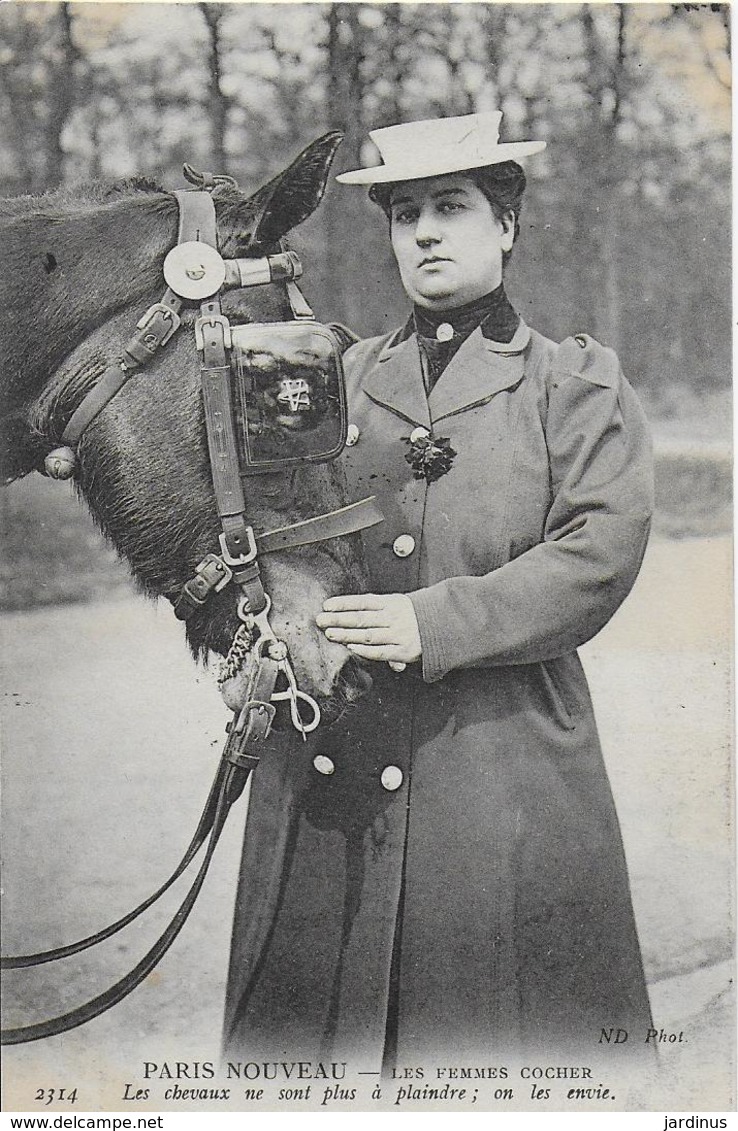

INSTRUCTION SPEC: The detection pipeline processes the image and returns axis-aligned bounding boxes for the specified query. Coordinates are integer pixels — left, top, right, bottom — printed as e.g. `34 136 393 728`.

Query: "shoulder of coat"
343 328 401 370
328 322 361 354
554 333 621 390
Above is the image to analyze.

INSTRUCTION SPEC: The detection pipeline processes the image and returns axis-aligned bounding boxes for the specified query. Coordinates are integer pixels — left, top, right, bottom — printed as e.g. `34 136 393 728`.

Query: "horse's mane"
0 176 167 220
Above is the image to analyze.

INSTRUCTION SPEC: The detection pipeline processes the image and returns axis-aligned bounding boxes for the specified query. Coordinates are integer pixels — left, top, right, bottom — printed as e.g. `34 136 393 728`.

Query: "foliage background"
0 11 732 1110
0 0 731 607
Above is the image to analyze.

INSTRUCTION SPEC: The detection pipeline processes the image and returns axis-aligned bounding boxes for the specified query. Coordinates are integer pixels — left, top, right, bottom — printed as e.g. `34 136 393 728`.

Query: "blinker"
231 320 348 473
174 239 349 474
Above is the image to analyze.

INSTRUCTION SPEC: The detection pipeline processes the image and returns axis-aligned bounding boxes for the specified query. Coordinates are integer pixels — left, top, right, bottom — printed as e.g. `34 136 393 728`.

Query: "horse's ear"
248 132 343 247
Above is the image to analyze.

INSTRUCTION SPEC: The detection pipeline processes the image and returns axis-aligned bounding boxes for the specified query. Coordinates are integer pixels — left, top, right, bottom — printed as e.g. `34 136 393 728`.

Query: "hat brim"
335 141 546 185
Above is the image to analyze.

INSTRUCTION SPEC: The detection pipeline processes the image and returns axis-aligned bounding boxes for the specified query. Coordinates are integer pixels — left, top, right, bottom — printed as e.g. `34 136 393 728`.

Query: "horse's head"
11 135 374 724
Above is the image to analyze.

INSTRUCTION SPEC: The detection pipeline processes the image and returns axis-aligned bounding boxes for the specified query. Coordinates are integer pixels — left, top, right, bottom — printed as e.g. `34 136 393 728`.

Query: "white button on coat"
381 766 404 791
313 755 335 776
346 424 360 446
392 534 416 558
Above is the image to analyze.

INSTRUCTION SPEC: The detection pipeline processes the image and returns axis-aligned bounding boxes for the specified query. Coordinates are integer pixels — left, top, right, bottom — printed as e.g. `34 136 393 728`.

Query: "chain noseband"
1 183 382 1045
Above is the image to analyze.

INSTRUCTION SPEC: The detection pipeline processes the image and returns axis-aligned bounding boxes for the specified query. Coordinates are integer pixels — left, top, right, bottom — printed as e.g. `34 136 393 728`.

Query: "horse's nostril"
314 656 372 726
340 655 373 701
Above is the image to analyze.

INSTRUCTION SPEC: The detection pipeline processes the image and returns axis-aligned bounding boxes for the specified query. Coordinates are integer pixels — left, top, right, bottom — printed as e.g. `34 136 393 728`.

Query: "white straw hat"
336 112 545 186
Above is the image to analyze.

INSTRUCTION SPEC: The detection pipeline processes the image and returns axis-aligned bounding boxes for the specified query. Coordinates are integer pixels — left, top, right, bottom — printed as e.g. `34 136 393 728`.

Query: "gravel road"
1 535 732 1111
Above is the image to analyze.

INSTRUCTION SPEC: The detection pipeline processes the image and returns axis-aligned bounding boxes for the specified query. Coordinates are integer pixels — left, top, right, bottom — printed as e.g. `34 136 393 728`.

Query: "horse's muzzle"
317 654 373 726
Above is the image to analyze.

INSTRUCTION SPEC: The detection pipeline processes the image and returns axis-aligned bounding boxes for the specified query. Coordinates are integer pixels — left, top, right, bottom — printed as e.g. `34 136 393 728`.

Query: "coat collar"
362 319 530 426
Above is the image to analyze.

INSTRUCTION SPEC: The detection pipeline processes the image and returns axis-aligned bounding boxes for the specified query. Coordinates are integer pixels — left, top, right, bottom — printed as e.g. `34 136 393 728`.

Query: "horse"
0 134 380 1044
0 133 371 716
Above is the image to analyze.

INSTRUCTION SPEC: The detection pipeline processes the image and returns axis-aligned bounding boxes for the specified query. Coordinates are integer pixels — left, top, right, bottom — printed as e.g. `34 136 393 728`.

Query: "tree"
43 4 79 186
0 2 728 394
198 3 230 172
322 3 372 328
0 3 81 192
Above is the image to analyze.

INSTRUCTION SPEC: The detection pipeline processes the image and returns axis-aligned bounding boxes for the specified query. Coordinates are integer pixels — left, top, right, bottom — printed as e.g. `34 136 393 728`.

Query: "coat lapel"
361 334 432 429
360 319 531 428
429 319 531 422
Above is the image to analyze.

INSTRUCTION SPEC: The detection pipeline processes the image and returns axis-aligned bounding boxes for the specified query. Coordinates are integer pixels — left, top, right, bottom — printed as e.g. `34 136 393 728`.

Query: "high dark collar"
412 284 519 345
400 285 520 392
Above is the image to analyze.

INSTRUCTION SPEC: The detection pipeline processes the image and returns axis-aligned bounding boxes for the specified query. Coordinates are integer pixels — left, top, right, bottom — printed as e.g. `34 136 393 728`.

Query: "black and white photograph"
0 0 732 1118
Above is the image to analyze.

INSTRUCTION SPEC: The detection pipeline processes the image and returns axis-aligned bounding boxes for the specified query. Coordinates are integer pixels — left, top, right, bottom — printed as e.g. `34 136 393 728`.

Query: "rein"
1 183 382 1045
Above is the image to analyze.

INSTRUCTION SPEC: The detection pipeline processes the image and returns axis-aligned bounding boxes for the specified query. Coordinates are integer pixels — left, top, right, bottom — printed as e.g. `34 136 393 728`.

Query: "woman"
223 112 654 1068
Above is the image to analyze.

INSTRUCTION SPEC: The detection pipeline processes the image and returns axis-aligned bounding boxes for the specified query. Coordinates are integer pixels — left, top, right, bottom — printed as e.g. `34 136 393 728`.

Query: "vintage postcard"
0 0 733 1120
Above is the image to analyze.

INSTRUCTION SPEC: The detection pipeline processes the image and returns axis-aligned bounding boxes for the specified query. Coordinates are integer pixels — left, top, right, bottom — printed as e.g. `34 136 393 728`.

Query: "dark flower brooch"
403 432 457 484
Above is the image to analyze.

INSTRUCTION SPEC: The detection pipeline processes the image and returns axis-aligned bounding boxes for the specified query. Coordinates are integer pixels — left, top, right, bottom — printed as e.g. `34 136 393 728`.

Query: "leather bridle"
0 184 382 1044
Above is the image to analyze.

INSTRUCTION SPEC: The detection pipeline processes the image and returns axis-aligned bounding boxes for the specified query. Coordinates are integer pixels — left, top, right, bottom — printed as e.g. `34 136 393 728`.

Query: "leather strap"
223 656 279 770
0 672 281 1045
0 759 229 971
0 653 281 1046
173 496 384 622
285 278 315 320
174 189 217 244
0 757 250 1046
257 496 384 554
59 289 182 449
186 192 258 573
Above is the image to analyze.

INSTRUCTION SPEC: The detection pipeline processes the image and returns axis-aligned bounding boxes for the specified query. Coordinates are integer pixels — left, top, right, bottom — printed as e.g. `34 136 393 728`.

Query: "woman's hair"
369 160 527 267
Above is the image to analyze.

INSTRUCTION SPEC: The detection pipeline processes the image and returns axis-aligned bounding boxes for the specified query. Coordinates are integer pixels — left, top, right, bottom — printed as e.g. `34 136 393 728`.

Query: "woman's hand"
316 593 422 664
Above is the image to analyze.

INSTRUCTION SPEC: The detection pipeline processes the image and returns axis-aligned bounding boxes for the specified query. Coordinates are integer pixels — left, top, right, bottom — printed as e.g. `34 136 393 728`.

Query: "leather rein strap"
0 679 276 1044
1 188 382 1046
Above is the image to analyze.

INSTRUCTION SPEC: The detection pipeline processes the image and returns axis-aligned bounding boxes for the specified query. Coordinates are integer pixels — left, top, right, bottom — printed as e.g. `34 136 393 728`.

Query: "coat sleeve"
409 336 654 683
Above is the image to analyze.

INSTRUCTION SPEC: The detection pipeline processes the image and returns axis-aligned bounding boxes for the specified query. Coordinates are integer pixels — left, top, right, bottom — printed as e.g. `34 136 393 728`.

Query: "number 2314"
35 1088 78 1105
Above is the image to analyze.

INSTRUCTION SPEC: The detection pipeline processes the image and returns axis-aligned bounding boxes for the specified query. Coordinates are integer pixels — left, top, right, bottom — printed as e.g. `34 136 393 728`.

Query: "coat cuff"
408 586 452 683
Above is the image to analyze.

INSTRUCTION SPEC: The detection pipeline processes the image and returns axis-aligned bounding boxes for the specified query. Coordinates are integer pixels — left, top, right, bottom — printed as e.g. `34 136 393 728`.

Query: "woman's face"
388 174 515 310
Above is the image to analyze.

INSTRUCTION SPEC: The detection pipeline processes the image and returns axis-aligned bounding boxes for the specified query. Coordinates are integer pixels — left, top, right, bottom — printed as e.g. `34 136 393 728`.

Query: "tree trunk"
383 4 405 122
323 3 368 328
481 5 510 114
43 3 77 188
199 3 229 172
579 4 626 350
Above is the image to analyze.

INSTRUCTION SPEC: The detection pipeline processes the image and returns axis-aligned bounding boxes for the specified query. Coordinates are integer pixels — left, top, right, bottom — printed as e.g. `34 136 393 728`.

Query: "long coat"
222 319 654 1068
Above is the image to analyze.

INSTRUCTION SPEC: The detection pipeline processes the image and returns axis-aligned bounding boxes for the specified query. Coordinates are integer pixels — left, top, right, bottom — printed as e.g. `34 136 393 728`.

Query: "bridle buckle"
136 302 181 346
195 552 233 594
219 527 257 566
195 312 232 352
